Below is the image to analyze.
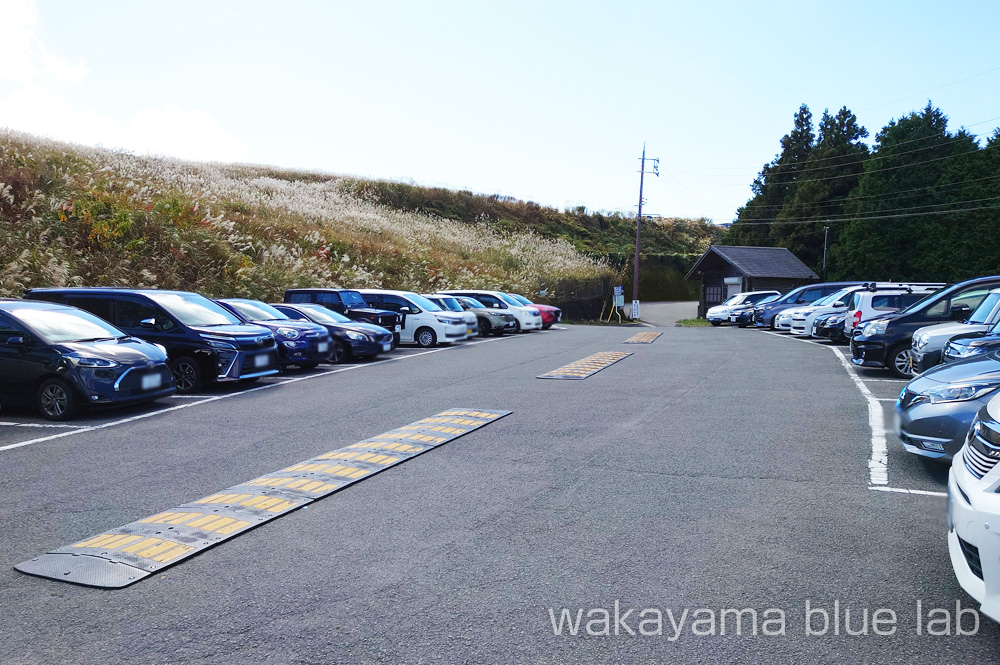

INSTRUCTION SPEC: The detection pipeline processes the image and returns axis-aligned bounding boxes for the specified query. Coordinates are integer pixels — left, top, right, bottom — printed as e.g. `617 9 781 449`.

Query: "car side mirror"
139 318 158 329
6 335 25 346
951 305 972 321
399 306 413 314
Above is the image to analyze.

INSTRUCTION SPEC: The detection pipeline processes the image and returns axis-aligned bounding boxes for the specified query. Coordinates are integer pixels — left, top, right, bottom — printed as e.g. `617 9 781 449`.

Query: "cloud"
0 0 246 163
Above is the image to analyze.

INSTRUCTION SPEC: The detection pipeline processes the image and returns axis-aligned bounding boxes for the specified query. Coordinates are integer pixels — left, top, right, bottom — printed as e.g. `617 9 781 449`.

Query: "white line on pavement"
0 335 520 453
0 421 89 429
869 486 947 497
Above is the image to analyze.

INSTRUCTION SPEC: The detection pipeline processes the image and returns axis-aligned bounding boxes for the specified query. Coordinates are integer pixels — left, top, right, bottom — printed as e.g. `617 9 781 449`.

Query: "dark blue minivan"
27 288 280 393
0 299 175 420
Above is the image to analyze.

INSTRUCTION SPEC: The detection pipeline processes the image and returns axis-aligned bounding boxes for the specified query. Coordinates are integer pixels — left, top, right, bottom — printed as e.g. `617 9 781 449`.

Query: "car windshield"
406 293 443 312
721 294 744 305
459 297 487 309
293 304 352 324
10 307 125 343
899 284 959 315
145 292 241 326
815 290 850 307
968 292 1000 325
757 295 779 305
340 291 368 308
497 293 522 307
224 300 289 322
431 296 463 312
509 294 532 305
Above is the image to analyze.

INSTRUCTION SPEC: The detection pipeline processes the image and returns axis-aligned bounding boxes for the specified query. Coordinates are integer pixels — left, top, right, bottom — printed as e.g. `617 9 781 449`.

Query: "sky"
1 0 998 223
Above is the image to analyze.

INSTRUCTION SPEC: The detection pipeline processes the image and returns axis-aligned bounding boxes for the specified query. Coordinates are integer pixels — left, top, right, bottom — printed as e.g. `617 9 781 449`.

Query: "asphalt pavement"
0 315 996 664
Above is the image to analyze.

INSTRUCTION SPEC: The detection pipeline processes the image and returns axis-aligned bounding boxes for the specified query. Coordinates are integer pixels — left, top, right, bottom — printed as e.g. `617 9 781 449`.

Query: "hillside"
0 130 716 307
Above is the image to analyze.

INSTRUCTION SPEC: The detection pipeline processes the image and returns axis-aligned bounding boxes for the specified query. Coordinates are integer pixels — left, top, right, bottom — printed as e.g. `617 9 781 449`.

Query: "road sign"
631 300 640 320
614 286 623 296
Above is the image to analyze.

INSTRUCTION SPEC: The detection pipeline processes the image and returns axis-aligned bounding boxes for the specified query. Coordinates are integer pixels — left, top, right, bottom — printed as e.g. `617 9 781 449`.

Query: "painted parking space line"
15 409 512 589
0 422 89 429
870 486 947 497
0 335 521 454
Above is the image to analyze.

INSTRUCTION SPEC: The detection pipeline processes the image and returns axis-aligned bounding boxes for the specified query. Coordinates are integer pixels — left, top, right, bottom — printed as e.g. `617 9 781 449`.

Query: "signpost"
631 300 640 321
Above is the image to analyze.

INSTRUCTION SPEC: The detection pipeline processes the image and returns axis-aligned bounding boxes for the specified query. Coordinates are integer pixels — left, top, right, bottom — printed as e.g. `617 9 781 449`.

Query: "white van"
357 290 467 347
439 290 543 332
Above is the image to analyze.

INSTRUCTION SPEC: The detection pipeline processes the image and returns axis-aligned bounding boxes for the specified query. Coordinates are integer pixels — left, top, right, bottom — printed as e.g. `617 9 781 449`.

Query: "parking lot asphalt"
1 320 996 664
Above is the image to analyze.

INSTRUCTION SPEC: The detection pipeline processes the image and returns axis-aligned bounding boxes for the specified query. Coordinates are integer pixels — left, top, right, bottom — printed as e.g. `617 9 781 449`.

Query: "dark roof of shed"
685 246 818 280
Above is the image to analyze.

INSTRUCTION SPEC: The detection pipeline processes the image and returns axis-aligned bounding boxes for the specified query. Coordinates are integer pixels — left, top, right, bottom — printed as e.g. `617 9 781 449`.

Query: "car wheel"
298 362 320 370
711 321 722 327
478 319 492 337
542 323 552 330
888 343 914 379
330 340 346 363
415 327 437 348
37 378 80 421
170 356 203 393
514 320 522 333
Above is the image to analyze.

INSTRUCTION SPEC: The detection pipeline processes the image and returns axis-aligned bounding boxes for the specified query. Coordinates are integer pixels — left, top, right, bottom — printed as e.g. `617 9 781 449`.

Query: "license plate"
395 325 401 332
730 316 737 322
467 328 474 335
254 353 270 368
317 342 328 353
812 325 818 334
382 343 391 352
141 373 162 390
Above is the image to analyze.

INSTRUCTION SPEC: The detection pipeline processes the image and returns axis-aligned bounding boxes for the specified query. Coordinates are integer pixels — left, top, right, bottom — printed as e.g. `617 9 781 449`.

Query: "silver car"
911 288 1000 374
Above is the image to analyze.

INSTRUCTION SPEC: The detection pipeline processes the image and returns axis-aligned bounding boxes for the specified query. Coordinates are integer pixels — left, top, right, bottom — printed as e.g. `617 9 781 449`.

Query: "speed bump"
623 332 662 344
537 351 632 380
15 408 510 589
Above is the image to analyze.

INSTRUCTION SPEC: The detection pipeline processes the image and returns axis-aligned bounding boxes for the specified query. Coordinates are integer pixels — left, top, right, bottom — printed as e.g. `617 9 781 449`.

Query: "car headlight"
923 382 1000 404
68 354 120 368
435 316 455 324
345 330 368 341
206 336 238 350
863 320 889 337
825 315 845 326
276 327 301 340
913 333 930 351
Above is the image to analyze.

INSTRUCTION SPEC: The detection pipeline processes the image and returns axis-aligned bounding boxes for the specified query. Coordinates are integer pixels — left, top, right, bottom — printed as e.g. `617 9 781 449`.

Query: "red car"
508 293 561 329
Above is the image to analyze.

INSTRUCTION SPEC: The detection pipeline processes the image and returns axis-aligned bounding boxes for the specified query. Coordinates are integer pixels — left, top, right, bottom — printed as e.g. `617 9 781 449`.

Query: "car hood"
530 303 559 313
914 321 982 343
189 323 272 338
347 307 397 319
246 320 325 334
57 338 167 364
948 331 997 347
329 321 391 336
911 352 1000 390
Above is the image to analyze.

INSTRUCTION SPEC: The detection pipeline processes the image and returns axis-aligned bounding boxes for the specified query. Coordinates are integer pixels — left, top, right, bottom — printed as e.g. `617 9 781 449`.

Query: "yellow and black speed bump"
15 408 510 589
623 331 662 344
537 351 632 380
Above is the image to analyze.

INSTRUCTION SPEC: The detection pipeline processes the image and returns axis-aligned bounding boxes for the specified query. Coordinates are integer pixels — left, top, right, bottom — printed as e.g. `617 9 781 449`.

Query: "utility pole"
822 225 829 281
631 143 659 320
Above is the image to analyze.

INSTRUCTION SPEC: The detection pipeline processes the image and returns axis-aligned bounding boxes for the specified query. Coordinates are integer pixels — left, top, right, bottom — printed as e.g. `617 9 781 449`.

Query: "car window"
340 291 368 308
300 304 351 323
315 292 341 305
222 300 289 322
0 313 26 339
926 287 991 317
275 307 308 321
286 293 313 304
964 291 1000 324
115 298 158 330
378 295 407 312
871 295 898 310
144 292 241 326
460 297 487 309
65 296 114 323
407 294 443 312
9 306 125 343
899 293 926 308
476 294 502 308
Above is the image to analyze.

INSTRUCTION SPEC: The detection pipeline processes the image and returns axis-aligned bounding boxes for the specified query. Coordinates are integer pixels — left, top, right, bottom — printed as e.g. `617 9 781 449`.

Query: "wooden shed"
685 246 819 318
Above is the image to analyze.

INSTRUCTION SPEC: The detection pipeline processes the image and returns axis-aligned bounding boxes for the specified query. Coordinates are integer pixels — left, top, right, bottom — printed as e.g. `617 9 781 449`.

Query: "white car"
423 294 478 340
948 393 1000 622
844 286 942 338
787 288 856 336
439 290 542 332
911 288 1000 374
357 289 467 347
774 309 796 331
705 291 780 326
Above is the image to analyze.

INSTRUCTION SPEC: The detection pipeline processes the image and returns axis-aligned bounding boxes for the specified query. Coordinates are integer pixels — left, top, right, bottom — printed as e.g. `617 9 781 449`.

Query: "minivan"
357 290 467 347
283 288 402 346
27 288 280 392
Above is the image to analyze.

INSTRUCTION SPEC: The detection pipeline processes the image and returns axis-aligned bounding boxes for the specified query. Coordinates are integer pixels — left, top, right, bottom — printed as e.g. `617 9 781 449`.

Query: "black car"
27 288 280 393
271 303 395 362
851 276 1000 378
754 282 864 329
809 311 847 342
215 299 333 370
943 327 1000 365
283 288 401 346
0 299 175 420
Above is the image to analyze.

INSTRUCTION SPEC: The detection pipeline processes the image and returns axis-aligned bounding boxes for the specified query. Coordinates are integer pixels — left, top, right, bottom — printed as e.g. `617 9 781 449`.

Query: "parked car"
895 351 1000 460
283 288 402 346
730 294 778 327
754 282 864 330
0 298 176 420
844 286 941 338
852 276 1000 378
943 325 1000 365
271 303 394 362
811 311 847 342
794 284 943 339
910 288 1000 375
357 289 466 347
948 393 1000 622
422 295 478 339
215 299 333 370
506 293 562 329
27 288 280 393
789 288 858 337
450 295 516 337
439 290 543 332
705 291 780 326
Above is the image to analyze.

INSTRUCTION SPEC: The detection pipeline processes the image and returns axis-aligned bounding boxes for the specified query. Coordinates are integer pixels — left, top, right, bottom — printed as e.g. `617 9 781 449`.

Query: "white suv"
357 289 467 347
439 290 543 332
845 286 942 338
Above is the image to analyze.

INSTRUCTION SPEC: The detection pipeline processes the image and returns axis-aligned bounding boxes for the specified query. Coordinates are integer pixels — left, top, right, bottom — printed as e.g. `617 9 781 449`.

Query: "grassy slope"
0 130 717 303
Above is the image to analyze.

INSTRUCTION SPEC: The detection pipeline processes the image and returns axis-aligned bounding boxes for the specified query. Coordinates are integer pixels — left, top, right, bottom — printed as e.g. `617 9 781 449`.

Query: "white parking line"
870 486 947 497
0 421 89 429
0 335 520 453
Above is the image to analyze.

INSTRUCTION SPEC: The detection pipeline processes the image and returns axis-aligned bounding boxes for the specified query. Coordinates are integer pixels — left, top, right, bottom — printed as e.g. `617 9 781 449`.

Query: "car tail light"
853 311 862 327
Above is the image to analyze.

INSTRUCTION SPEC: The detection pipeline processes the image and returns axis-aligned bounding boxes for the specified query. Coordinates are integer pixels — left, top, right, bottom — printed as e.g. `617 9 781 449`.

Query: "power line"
728 201 1000 226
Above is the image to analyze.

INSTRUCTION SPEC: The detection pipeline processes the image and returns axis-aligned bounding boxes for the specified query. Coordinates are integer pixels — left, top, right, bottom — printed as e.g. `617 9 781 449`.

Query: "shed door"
724 276 742 299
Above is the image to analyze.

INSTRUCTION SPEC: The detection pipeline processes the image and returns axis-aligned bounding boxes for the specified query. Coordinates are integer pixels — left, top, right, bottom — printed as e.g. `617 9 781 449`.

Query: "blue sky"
1 0 997 223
